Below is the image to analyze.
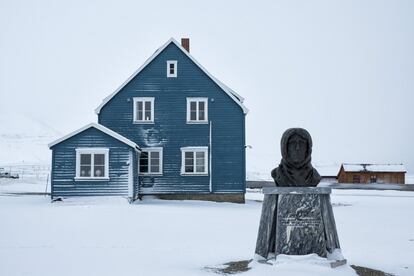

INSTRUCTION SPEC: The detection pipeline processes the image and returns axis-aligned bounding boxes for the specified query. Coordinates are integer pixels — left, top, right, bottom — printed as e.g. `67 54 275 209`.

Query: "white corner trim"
167 60 177 77
94 38 248 115
133 97 155 123
48 123 141 150
128 150 134 198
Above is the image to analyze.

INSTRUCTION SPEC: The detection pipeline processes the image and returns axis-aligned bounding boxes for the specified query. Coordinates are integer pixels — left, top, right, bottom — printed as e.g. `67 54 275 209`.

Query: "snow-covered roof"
48 123 141 150
342 163 406 173
314 165 340 177
94 38 248 115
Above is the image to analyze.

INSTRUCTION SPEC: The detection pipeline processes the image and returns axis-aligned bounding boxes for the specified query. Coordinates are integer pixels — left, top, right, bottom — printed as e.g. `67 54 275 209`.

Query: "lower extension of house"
48 37 248 203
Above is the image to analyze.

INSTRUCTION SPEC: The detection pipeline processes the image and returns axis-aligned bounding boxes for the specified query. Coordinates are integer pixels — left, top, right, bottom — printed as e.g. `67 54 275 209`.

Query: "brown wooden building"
337 164 406 184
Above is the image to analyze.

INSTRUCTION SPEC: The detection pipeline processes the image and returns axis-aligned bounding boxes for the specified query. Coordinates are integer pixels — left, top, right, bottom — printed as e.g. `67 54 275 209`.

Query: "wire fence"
0 163 50 181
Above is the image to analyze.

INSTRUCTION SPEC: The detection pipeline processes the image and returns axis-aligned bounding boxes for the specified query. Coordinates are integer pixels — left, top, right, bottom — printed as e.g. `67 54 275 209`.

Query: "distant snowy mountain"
246 171 272 181
0 114 61 165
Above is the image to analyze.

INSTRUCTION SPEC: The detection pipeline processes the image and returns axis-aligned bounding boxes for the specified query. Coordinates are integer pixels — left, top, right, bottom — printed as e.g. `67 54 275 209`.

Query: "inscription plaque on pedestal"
275 194 326 257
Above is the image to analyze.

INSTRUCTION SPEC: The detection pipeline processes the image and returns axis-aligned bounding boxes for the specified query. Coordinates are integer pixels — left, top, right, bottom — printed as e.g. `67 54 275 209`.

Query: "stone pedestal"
255 187 344 266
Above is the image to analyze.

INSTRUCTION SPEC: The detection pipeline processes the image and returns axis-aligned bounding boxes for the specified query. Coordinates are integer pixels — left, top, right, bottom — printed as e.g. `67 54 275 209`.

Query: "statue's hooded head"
272 128 321 187
281 128 313 169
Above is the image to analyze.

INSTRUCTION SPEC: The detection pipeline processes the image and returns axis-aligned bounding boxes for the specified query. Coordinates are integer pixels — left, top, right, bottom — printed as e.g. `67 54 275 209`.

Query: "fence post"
45 173 49 195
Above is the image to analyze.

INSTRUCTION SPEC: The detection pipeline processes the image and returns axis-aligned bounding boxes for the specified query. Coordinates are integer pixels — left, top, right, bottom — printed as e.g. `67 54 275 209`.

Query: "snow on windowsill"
74 177 110 181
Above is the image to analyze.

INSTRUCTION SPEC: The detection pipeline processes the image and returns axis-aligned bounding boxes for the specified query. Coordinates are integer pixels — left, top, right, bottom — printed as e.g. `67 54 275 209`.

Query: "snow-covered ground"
1 179 414 276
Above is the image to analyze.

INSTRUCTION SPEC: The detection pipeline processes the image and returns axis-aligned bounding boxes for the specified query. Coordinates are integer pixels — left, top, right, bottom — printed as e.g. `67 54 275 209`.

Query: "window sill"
133 121 154 124
186 121 209 124
181 173 209 176
74 177 110 181
139 173 163 176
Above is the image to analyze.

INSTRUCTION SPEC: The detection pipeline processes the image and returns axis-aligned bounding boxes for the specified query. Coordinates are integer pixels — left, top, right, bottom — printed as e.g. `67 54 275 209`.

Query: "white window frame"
167 60 177 77
180 146 208 176
186 97 208 124
75 148 109 181
133 97 154 124
139 147 163 175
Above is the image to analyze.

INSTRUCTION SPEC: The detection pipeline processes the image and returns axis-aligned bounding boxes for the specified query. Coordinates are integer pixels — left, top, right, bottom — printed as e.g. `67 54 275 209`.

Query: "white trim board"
94 38 248 115
48 123 141 150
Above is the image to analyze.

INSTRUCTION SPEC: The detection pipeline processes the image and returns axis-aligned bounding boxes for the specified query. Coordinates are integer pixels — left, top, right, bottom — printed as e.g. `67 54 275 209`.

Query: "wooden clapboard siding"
98 42 245 194
338 171 405 184
51 127 136 197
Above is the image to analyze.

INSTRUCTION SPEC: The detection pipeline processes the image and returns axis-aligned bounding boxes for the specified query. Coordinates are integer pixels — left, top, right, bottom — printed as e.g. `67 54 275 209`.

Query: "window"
167 60 177 77
186 98 208 123
181 147 208 175
352 175 360 183
139 148 163 175
75 148 109 180
370 175 377 183
133 97 154 123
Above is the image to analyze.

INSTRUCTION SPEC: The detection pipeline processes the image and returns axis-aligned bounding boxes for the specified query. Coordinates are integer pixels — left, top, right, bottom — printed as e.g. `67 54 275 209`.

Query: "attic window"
167 60 177 77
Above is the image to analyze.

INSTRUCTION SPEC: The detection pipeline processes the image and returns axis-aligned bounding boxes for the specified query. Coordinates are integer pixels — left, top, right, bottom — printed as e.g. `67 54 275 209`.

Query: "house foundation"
140 193 245 203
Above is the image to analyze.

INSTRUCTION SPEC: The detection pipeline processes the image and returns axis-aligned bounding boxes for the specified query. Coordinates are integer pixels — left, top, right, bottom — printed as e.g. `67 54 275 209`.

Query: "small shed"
48 123 141 199
315 165 340 183
337 164 406 184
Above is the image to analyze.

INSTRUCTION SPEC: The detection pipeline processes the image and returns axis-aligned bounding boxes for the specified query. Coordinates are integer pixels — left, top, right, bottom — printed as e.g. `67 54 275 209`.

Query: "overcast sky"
1 0 413 174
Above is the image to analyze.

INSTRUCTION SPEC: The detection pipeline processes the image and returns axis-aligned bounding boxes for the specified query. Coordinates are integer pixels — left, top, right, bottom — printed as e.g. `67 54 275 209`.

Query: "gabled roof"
94 38 248 114
48 123 141 150
341 163 406 173
314 165 340 177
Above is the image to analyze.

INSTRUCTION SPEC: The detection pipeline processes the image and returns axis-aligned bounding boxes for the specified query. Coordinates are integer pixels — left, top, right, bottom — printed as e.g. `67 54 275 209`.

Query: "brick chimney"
181 38 190 52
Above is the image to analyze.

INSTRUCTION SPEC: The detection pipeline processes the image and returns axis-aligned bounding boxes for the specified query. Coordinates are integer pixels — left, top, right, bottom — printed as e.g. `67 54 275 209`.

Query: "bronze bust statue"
255 128 343 264
271 128 321 187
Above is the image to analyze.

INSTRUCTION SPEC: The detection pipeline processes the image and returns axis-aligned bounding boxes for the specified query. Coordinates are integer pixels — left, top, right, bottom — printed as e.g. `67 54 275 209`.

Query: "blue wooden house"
49 38 248 203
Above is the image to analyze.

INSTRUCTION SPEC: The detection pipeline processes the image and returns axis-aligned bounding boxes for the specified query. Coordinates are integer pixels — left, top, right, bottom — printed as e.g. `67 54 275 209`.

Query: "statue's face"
287 134 307 163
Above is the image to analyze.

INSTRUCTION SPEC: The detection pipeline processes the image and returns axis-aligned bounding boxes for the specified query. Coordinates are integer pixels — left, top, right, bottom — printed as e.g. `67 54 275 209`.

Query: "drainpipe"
209 120 212 193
